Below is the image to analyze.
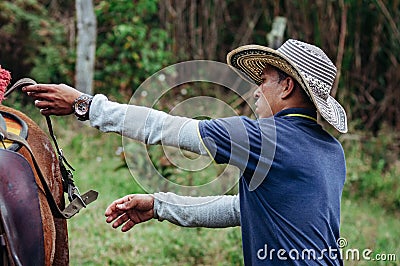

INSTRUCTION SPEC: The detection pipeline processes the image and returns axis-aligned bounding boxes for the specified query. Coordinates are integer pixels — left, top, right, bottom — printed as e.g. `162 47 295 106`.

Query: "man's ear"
280 77 296 99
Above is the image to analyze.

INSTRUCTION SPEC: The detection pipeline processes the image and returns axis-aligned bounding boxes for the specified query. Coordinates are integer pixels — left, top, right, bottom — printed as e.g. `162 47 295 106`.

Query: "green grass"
340 199 400 265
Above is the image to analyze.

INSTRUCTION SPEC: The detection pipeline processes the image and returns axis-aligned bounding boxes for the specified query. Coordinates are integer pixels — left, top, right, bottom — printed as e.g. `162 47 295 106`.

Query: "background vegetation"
1 0 399 265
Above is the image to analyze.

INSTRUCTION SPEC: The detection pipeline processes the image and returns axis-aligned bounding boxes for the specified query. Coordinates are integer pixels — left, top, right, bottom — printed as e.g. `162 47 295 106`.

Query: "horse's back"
0 105 69 265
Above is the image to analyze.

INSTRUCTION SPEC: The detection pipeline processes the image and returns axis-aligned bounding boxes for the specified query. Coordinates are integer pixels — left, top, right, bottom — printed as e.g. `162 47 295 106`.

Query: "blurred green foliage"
0 0 172 101
342 129 400 213
0 0 73 83
94 0 172 98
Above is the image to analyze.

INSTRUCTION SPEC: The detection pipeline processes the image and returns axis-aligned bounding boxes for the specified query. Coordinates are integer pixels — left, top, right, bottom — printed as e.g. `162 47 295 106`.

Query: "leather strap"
0 126 98 219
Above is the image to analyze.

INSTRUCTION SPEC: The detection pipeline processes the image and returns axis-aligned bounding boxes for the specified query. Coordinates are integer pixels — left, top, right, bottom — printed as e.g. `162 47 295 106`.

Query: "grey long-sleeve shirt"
89 94 240 227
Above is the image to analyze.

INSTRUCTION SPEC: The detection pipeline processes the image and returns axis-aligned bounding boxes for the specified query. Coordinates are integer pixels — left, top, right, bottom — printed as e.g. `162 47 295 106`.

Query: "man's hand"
22 84 82 116
105 194 155 232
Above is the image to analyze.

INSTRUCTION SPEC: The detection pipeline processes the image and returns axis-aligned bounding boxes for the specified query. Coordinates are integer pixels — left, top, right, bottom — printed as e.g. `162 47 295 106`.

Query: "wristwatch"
73 94 93 121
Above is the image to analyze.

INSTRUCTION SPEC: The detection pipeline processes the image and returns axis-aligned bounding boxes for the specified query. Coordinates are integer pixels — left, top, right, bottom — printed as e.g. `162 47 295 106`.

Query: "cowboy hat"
226 39 348 133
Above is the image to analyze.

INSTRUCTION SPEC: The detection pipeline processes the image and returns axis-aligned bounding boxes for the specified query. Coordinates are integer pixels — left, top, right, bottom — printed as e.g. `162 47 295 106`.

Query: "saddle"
0 109 98 219
0 149 45 266
0 114 44 265
0 111 28 152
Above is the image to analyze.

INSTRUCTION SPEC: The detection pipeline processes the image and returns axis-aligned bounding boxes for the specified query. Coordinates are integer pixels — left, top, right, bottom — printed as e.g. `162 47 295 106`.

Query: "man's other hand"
105 194 155 232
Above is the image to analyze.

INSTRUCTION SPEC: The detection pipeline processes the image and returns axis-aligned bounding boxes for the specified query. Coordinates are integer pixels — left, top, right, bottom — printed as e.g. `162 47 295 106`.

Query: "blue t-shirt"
198 108 346 265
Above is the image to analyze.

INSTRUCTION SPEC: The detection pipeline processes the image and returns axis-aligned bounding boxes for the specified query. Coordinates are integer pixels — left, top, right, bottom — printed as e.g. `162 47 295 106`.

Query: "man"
24 39 347 265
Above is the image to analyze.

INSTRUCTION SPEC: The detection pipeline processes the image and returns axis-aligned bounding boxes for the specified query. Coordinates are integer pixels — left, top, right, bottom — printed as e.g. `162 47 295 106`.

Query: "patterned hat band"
231 53 310 95
302 73 331 100
226 39 348 133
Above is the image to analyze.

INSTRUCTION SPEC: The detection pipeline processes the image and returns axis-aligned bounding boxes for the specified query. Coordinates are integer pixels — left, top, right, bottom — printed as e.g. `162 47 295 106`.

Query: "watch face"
74 95 92 117
76 101 89 115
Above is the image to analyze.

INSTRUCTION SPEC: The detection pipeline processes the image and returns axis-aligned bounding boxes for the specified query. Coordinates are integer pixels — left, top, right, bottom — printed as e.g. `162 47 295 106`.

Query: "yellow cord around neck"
284 113 317 122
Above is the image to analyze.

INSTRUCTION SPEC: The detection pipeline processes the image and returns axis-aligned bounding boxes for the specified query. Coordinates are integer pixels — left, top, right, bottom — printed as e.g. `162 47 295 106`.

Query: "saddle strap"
0 127 98 219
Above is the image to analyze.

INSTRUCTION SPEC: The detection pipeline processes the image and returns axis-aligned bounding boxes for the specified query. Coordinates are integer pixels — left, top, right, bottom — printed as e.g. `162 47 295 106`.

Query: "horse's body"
0 105 69 265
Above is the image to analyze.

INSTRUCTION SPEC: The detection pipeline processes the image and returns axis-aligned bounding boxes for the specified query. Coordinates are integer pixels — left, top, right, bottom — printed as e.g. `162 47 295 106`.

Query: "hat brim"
226 45 348 133
226 45 304 86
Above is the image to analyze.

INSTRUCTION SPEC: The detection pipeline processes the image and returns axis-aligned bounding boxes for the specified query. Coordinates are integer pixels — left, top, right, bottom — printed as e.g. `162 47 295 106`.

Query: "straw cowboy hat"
226 39 348 133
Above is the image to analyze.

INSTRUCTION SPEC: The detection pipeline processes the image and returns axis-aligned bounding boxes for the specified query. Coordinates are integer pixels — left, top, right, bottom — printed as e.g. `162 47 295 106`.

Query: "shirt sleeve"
89 94 207 154
198 117 255 169
198 116 276 188
153 192 240 228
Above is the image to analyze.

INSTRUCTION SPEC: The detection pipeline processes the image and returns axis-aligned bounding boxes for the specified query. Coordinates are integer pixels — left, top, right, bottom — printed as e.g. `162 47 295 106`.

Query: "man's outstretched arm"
89 94 206 154
153 192 240 228
105 193 240 232
23 85 206 155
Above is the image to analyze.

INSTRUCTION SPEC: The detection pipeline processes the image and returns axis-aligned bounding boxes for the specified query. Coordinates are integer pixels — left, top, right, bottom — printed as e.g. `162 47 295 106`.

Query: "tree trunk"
75 0 96 94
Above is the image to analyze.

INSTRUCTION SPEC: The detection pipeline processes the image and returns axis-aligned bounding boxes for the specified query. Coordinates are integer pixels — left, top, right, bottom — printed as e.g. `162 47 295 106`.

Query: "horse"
0 104 69 265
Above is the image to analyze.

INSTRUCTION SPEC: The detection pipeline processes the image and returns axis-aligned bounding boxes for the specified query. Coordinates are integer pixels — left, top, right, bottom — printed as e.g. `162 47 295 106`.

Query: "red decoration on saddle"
0 65 12 104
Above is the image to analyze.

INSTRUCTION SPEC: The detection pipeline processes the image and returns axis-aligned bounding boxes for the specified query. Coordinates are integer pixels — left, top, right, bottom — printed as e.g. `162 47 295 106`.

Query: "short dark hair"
271 65 295 86
272 65 314 107
274 67 290 83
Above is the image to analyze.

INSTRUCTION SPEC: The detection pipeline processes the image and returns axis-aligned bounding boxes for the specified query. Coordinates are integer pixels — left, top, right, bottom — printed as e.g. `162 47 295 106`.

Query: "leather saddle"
0 111 28 152
0 149 45 266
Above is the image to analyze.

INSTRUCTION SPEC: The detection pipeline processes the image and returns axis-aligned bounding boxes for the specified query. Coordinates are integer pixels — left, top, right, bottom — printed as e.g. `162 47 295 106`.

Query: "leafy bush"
0 0 73 84
0 0 172 101
94 0 172 99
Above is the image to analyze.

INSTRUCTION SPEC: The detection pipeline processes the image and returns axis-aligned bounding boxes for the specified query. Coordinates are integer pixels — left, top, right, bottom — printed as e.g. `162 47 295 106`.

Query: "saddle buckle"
67 185 87 208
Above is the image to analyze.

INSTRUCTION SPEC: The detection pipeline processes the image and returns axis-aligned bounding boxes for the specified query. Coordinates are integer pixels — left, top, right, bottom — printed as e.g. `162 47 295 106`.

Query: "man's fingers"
39 108 52 116
105 202 118 216
105 210 124 223
105 202 124 218
29 92 54 101
105 194 154 232
115 195 139 211
23 84 53 93
118 211 152 232
105 195 134 216
121 220 135 232
33 100 58 116
112 213 130 228
34 99 51 109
